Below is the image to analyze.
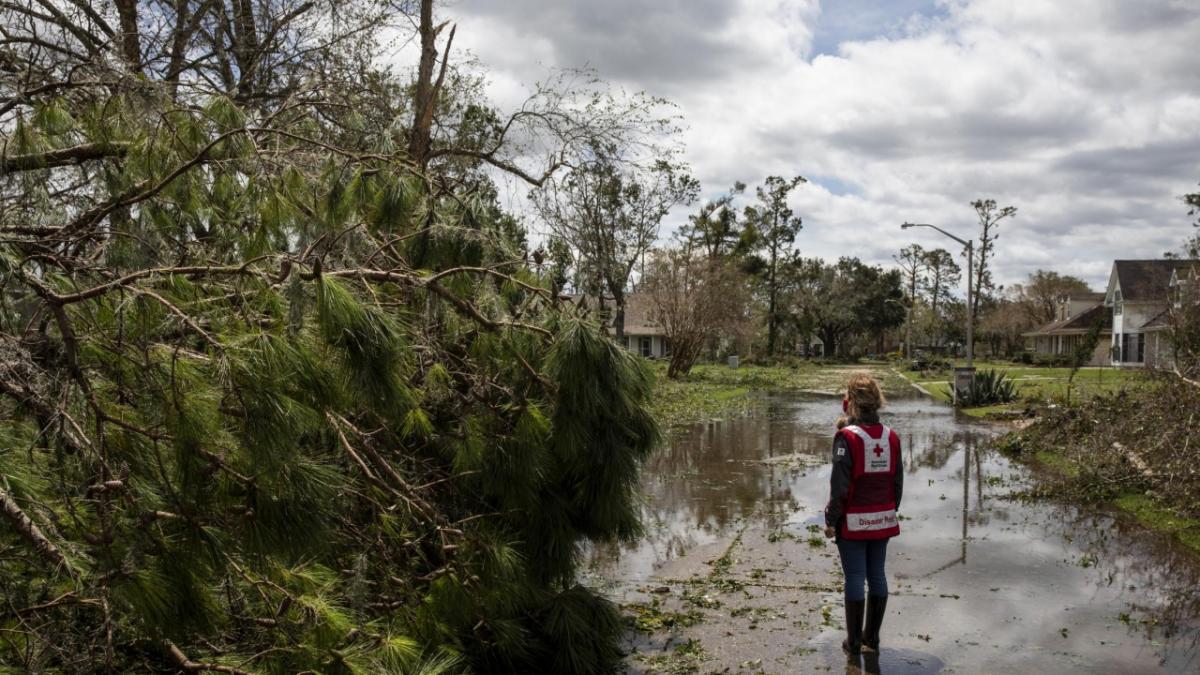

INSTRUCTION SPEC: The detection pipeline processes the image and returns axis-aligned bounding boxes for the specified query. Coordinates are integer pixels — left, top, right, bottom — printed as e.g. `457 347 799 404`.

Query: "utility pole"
902 222 976 402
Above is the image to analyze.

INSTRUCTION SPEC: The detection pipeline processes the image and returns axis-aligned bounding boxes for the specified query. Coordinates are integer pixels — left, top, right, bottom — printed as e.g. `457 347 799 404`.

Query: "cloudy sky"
430 0 1200 289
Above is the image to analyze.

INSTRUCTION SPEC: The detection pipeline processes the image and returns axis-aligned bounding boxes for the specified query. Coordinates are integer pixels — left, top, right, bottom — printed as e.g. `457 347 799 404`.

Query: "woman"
824 373 903 655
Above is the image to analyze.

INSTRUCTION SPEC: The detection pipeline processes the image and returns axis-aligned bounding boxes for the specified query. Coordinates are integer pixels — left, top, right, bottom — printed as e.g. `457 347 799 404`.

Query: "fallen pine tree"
0 2 674 672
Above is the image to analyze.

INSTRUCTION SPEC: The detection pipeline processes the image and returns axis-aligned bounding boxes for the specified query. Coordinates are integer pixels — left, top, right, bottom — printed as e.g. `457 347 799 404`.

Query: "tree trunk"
408 0 455 168
767 254 778 357
612 290 626 343
822 327 837 358
113 0 142 72
230 0 261 98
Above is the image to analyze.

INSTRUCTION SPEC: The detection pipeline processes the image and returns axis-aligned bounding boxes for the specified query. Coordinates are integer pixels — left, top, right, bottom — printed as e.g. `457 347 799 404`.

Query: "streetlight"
902 222 975 401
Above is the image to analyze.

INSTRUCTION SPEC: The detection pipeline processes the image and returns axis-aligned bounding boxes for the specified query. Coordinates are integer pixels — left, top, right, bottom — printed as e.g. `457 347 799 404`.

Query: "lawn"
649 361 909 427
904 360 1148 412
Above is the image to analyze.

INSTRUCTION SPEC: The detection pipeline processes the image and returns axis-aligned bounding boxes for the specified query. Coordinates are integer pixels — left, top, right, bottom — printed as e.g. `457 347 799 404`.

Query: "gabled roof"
1140 308 1171 330
622 293 664 336
1024 302 1112 337
1106 260 1199 304
569 292 665 336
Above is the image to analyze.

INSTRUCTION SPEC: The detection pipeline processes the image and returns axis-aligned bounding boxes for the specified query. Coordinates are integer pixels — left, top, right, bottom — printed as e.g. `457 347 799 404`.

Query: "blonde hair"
845 372 885 420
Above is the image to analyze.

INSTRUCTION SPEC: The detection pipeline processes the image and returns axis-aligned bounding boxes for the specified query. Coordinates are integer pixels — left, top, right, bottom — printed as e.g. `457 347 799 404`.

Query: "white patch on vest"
844 425 892 474
845 509 898 532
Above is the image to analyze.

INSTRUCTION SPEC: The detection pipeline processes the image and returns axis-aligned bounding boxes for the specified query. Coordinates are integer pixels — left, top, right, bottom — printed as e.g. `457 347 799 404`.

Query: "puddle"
591 392 1200 673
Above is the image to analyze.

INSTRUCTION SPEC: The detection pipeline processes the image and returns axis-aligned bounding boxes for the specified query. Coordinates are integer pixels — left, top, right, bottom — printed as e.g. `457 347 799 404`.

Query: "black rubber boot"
862 594 888 652
842 599 865 655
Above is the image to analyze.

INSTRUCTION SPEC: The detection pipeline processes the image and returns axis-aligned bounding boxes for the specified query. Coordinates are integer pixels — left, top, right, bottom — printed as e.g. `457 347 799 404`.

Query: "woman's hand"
824 526 835 539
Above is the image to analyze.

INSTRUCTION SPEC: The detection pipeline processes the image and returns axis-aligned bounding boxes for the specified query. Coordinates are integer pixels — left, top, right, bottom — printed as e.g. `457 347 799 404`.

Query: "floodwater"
588 392 1200 674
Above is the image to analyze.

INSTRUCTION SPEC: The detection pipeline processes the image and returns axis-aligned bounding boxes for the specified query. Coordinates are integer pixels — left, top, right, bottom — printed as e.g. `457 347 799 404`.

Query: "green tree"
794 257 905 357
744 175 806 356
921 248 962 347
680 182 750 259
894 244 927 358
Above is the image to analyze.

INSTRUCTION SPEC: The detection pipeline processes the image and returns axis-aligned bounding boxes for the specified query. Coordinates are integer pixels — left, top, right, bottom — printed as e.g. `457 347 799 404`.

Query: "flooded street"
587 392 1200 674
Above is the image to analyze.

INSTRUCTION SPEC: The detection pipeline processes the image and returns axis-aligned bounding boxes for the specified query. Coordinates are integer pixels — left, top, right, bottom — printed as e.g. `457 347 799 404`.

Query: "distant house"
571 292 671 358
617 293 670 358
1103 259 1198 368
1023 292 1111 366
800 335 824 357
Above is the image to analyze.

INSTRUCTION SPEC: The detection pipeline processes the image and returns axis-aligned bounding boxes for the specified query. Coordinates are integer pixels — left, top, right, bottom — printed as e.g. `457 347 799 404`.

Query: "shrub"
1012 351 1034 365
957 369 1018 406
1033 353 1071 367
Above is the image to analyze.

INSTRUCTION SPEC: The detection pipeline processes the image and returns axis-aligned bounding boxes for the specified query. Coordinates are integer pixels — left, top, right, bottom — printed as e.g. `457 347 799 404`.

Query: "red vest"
838 424 901 540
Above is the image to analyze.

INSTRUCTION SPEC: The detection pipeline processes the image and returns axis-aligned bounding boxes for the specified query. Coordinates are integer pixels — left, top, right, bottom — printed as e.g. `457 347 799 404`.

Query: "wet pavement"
586 392 1200 674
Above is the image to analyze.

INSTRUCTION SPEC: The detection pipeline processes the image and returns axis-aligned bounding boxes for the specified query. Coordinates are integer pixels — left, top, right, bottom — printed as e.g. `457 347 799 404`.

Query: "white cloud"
437 0 1200 289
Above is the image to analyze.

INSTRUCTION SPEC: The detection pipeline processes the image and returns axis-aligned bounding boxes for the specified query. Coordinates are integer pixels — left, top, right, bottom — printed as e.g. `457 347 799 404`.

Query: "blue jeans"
836 538 889 602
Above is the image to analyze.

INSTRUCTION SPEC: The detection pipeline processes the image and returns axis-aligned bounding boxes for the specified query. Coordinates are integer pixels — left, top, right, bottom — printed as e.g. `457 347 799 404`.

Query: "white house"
570 292 671 358
1103 260 1197 367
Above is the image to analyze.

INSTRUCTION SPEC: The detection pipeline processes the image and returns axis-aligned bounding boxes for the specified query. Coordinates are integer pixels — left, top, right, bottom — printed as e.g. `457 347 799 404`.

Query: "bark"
0 486 76 578
612 291 626 342
113 0 141 71
821 326 839 358
0 142 128 175
408 0 454 166
766 236 779 357
165 0 218 97
230 0 261 98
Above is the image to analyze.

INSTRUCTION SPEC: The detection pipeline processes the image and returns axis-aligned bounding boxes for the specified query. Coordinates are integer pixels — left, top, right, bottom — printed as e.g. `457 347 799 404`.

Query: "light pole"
902 222 975 401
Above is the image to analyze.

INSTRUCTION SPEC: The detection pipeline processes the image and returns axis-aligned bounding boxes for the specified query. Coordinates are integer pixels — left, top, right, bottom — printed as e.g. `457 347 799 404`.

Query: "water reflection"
594 392 1200 672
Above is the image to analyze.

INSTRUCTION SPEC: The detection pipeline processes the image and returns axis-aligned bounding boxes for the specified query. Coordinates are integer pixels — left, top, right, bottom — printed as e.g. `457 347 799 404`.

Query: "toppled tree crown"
0 1 662 672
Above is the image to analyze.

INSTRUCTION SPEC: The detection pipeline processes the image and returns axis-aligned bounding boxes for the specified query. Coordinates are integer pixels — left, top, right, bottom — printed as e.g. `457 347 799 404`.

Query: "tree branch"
0 485 77 579
0 142 128 175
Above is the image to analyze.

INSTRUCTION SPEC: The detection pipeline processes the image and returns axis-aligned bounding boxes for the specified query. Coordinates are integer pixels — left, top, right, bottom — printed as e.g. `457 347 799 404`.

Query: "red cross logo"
873 444 884 458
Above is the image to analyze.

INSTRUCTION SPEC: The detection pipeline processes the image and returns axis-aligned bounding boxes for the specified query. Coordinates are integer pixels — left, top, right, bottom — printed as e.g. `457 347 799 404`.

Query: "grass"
649 361 909 427
1113 493 1200 553
904 361 1148 415
1033 449 1080 478
1001 438 1200 554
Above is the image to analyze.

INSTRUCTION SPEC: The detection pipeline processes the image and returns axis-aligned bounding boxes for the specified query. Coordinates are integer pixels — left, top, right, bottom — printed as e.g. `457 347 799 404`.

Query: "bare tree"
533 146 698 341
1010 270 1092 325
642 245 747 378
969 198 1017 325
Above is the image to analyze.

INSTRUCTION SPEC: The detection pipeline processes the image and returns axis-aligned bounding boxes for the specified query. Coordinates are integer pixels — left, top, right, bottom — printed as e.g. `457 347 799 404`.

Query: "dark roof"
1113 260 1197 302
1069 292 1106 303
1025 302 1111 336
1141 308 1171 330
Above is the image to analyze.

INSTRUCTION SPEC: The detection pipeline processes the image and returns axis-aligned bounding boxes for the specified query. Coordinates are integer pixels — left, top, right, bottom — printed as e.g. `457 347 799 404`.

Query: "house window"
1121 333 1143 364
1113 289 1122 316
639 336 652 357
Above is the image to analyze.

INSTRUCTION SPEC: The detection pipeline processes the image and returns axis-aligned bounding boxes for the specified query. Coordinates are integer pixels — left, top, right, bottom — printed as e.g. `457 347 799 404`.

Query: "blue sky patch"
809 0 947 57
